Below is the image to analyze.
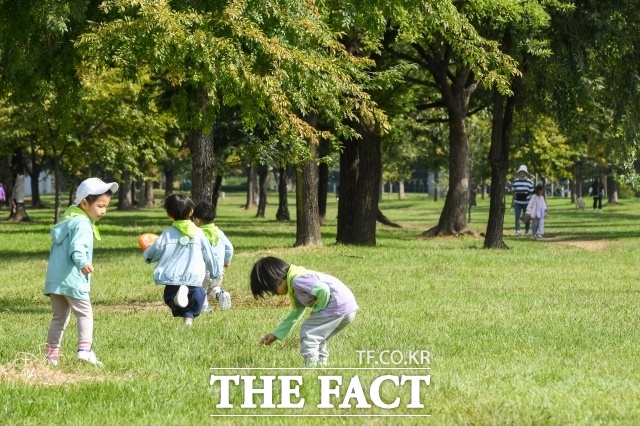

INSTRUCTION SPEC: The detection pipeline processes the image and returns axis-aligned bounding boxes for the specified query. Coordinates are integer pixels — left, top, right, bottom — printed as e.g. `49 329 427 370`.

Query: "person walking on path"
589 177 605 212
510 165 534 236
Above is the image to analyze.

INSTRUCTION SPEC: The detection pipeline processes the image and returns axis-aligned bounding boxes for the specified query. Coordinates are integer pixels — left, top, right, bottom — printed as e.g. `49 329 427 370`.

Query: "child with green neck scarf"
143 194 219 326
192 200 233 312
44 177 119 366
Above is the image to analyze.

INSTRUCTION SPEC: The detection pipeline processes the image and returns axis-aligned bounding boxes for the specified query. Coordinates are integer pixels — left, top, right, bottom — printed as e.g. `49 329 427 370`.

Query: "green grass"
2 192 640 425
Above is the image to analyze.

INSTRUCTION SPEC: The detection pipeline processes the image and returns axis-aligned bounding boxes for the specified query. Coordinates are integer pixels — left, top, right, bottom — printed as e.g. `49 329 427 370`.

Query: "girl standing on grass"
250 257 358 367
526 184 548 238
44 178 119 366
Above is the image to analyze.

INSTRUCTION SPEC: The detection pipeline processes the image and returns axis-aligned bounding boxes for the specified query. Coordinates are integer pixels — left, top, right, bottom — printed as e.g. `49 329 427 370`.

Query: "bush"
618 182 635 199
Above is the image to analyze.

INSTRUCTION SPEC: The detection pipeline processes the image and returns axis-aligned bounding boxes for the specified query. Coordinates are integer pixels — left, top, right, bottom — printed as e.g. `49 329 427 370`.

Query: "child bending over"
250 257 358 366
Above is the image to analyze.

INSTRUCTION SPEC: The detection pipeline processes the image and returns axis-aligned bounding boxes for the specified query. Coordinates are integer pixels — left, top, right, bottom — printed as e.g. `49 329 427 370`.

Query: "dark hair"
250 256 290 299
535 184 544 193
192 200 216 223
163 193 195 220
85 190 113 204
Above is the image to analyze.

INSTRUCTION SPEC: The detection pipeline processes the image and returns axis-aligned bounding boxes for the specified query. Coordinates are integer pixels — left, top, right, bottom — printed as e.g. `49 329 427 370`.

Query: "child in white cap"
44 178 118 366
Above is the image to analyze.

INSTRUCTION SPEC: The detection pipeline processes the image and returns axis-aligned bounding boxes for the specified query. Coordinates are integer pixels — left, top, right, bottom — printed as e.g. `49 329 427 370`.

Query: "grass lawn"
1 191 640 425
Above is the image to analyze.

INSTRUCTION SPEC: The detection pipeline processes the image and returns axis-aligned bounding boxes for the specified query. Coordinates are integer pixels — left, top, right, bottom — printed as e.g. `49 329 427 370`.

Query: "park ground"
1 192 640 425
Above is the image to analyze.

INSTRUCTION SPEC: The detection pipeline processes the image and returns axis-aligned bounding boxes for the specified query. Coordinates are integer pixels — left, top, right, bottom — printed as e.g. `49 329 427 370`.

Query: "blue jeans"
515 203 530 233
163 285 206 319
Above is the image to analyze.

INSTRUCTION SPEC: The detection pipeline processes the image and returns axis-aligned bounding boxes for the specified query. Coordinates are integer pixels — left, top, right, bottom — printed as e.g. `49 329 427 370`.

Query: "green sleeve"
272 308 306 340
311 282 330 313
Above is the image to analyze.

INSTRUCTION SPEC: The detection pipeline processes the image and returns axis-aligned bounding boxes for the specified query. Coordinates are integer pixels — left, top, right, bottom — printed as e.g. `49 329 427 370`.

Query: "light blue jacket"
144 227 218 286
44 216 93 300
211 229 233 276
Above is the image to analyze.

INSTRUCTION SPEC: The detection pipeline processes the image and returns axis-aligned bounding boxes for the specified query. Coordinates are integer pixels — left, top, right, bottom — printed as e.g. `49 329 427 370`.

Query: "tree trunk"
481 178 487 199
68 177 80 207
144 180 154 207
276 165 290 221
191 127 214 203
132 179 139 206
212 173 223 209
245 163 255 209
52 157 62 222
423 115 472 236
318 161 329 225
164 166 174 197
190 86 215 204
294 143 322 247
398 180 405 200
484 39 531 247
28 164 43 208
336 119 381 246
118 172 133 210
576 160 584 199
607 174 619 205
318 138 331 225
256 163 269 218
26 136 46 209
434 171 440 202
484 90 517 248
571 163 578 203
7 174 30 222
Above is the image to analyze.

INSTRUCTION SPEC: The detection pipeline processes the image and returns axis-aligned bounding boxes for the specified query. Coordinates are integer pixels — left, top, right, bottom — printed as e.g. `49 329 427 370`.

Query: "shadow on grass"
0 249 50 262
0 298 50 314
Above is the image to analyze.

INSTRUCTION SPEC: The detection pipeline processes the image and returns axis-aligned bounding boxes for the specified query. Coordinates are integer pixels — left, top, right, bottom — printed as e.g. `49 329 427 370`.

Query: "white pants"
532 217 545 235
299 311 356 364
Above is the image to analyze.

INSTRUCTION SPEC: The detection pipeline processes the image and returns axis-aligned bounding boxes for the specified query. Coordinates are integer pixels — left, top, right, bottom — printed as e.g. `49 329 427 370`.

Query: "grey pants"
203 276 223 297
299 311 356 364
46 294 94 347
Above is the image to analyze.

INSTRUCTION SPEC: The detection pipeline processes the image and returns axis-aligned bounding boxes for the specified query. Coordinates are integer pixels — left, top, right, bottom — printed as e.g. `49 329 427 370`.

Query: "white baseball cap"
74 178 119 205
517 165 529 175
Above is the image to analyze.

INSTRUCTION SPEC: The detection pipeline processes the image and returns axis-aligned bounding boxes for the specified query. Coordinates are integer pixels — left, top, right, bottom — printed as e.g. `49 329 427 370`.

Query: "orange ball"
138 233 159 250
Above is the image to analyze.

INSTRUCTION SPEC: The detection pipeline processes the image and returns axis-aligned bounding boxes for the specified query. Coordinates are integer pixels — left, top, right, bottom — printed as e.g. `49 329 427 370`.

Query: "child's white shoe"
216 289 231 311
77 350 103 366
46 356 59 366
202 297 214 313
174 285 189 308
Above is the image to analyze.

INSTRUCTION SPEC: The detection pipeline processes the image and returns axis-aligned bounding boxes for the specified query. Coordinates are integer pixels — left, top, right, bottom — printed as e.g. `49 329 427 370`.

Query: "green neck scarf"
172 220 199 237
62 206 101 240
200 223 220 245
286 264 309 308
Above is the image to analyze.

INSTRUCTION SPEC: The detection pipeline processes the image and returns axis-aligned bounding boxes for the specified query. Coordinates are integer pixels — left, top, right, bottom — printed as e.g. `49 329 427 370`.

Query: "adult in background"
0 183 5 210
589 177 604 213
510 165 534 236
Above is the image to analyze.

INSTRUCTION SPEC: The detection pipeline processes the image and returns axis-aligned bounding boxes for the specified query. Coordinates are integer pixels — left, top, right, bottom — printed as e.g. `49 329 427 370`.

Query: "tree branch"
447 70 456 84
467 104 488 117
411 42 434 65
388 48 429 69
